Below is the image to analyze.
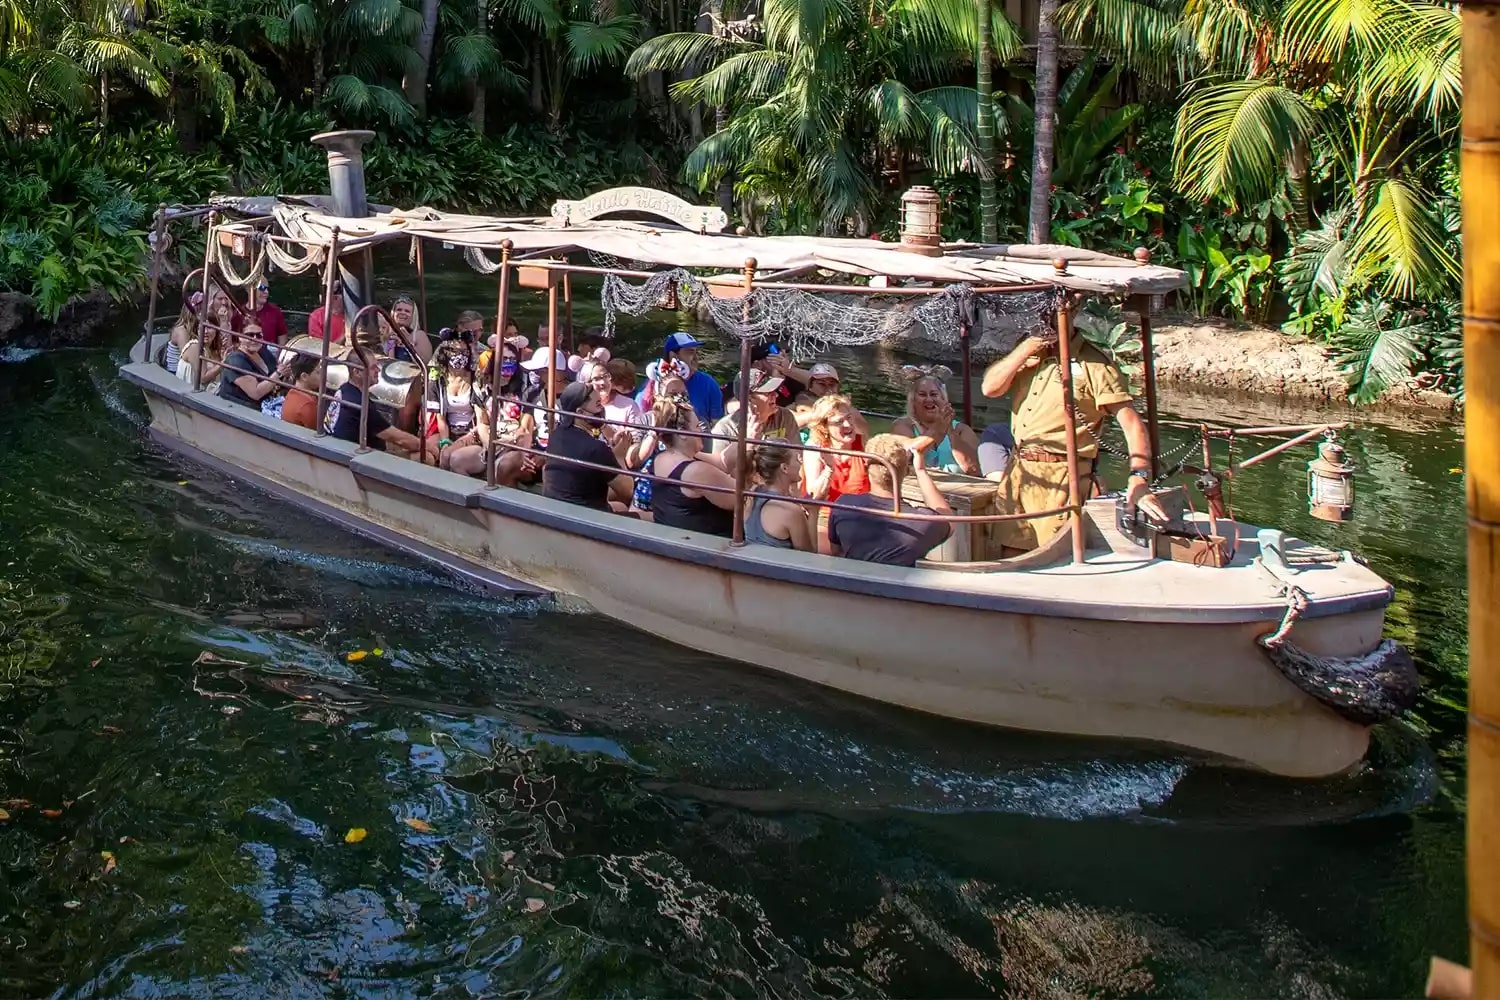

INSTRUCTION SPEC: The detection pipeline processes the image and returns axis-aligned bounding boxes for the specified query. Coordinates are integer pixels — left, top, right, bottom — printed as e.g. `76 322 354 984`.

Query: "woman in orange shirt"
804 394 870 501
280 353 322 430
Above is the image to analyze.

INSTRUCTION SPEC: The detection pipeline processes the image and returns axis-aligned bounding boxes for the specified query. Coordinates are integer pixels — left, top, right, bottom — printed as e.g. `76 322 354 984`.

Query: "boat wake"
0 346 44 364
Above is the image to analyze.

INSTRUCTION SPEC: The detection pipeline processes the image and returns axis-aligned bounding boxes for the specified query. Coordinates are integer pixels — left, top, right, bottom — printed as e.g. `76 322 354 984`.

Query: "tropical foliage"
0 0 1466 399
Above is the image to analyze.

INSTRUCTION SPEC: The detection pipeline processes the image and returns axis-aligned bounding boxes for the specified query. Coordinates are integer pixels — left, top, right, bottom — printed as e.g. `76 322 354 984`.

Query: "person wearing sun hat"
638 332 724 423
710 367 801 472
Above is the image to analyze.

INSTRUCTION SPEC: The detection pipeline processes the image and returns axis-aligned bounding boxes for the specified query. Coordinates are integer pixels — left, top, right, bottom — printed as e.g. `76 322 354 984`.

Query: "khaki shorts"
995 457 1095 551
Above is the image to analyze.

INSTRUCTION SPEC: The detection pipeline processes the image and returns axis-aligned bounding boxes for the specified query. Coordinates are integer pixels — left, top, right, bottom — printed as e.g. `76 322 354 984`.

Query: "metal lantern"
899 185 944 256
1307 437 1356 522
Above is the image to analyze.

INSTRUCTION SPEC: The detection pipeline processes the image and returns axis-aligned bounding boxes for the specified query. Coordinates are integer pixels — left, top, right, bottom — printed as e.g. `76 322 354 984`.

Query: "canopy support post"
1055 299 1086 565
486 241 515 489
960 314 973 426
545 272 560 438
314 227 342 434
1131 252 1161 480
192 212 216 393
730 258 757 547
143 204 166 364
415 237 430 349
563 272 574 354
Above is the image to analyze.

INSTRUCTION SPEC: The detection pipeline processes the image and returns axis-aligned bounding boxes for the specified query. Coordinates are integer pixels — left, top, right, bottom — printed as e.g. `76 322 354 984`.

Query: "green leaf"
1173 80 1319 208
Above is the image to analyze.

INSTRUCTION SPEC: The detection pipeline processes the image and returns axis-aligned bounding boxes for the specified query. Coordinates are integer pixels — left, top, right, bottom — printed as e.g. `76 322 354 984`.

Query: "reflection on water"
0 292 1469 997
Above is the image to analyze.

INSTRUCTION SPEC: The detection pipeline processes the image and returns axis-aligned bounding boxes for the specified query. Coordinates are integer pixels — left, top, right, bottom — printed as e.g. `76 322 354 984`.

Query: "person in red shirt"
248 280 289 344
280 353 322 430
308 283 347 344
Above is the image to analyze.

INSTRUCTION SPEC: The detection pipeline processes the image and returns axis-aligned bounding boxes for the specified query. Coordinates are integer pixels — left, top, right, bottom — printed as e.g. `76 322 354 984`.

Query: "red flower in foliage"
1114 146 1126 155
1142 168 1152 177
1193 223 1204 233
1049 185 1058 193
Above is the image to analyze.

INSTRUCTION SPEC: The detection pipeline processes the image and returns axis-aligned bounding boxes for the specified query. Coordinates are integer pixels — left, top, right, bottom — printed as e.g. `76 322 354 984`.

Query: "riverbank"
1150 319 1460 415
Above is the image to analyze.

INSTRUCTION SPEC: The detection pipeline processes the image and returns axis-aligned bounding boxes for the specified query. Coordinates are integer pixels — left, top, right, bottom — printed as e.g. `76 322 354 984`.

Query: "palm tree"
976 0 996 241
1057 0 1461 396
627 0 1019 234
1026 0 1057 242
501 0 641 132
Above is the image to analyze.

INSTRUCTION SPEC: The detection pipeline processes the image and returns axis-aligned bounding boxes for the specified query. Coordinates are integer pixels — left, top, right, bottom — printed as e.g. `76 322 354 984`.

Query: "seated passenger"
281 353 322 430
438 310 485 368
639 333 723 422
308 283 347 344
163 292 201 372
461 340 540 484
543 381 634 511
710 369 800 473
731 342 810 409
745 444 815 551
803 394 870 501
519 347 574 445
425 341 480 469
891 367 980 475
649 396 738 537
218 324 286 409
246 280 289 345
828 434 952 567
178 290 234 384
328 347 431 459
382 294 433 363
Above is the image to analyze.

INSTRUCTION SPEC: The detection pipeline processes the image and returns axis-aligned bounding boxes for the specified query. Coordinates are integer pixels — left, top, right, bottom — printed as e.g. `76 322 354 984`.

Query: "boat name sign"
551 187 730 233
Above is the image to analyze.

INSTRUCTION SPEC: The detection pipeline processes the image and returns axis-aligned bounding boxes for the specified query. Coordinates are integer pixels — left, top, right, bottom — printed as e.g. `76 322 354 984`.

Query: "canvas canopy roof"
213 193 1187 297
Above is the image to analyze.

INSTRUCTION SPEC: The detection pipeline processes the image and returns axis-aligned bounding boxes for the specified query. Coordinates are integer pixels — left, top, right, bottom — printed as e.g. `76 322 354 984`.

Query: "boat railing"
347 303 432 462
512 396 1077 531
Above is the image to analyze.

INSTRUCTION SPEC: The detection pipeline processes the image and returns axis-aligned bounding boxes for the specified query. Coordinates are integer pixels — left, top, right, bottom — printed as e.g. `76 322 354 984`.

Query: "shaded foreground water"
0 296 1472 997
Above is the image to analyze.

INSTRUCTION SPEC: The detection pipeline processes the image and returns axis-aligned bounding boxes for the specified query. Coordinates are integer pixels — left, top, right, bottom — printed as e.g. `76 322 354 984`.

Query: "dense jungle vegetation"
0 0 1462 399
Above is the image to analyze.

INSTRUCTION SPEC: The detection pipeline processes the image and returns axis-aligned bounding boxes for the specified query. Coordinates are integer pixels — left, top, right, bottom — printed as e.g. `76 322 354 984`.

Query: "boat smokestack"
310 130 376 341
311 129 375 219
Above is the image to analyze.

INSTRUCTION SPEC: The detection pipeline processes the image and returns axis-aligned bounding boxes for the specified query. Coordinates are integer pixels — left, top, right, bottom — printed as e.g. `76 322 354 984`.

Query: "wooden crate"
900 470 1002 563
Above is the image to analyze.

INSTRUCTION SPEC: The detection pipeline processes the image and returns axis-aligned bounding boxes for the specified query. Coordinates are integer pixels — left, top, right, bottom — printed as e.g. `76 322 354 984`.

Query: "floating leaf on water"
177 481 188 486
221 705 241 716
346 650 368 662
1450 467 1463 474
63 900 82 910
372 648 384 657
0 808 9 821
89 658 101 668
230 945 250 955
101 851 116 874
40 808 62 818
98 725 123 735
524 898 545 913
500 850 515 864
402 817 432 833
344 827 367 844
4 799 31 810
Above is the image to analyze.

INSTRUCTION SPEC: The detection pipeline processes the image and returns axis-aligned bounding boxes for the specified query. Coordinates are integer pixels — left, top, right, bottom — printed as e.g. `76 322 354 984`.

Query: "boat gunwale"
121 357 1394 625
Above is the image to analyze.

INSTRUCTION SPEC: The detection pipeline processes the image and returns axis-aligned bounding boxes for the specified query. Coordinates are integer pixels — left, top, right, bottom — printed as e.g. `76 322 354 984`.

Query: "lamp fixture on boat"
899 186 944 256
1307 434 1355 522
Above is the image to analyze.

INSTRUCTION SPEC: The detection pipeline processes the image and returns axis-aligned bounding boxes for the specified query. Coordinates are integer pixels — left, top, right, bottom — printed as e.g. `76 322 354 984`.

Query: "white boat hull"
125 359 1393 777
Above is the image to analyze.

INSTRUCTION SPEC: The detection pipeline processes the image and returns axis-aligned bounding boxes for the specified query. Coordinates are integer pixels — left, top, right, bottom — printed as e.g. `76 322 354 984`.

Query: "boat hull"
128 362 1385 777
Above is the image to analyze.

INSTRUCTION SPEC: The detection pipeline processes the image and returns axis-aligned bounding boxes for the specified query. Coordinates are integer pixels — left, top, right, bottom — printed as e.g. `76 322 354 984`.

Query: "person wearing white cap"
519 346 573 444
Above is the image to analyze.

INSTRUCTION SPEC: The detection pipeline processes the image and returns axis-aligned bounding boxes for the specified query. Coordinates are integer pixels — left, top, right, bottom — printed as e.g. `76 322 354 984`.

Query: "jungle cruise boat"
121 130 1417 778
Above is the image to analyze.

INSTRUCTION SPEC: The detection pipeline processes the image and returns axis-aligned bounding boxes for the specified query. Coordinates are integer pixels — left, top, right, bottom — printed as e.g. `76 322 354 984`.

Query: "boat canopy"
208 194 1188 297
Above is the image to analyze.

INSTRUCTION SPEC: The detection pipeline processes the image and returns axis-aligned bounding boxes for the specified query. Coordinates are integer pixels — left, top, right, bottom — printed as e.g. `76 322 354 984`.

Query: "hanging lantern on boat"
899 186 944 256
1307 435 1356 522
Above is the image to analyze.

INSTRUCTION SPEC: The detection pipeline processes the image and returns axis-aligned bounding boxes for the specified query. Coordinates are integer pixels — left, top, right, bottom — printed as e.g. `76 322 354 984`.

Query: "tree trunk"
404 0 441 117
470 0 488 130
99 72 109 126
1287 139 1311 233
1027 0 1059 244
715 103 733 216
314 46 326 100
976 0 997 242
529 44 546 115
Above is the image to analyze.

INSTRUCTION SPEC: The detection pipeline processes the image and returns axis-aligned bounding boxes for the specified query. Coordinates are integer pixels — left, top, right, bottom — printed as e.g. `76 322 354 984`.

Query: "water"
0 274 1470 997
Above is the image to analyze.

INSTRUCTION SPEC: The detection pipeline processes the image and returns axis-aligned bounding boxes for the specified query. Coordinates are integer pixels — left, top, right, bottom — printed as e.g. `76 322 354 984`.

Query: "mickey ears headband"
898 364 954 384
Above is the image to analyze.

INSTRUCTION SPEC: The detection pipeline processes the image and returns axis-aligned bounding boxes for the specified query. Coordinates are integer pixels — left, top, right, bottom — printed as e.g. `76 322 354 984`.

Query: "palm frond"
916 84 986 175
321 73 417 124
1280 0 1401 66
501 0 565 34
564 14 641 72
1364 2 1459 119
1279 205 1351 310
286 3 320 46
1056 0 1187 84
1173 79 1318 206
1350 176 1460 299
670 48 788 105
1331 297 1423 403
624 30 754 77
865 78 927 145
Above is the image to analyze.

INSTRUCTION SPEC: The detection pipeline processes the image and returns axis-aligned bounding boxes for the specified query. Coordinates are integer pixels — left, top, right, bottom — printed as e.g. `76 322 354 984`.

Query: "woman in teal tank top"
892 367 980 475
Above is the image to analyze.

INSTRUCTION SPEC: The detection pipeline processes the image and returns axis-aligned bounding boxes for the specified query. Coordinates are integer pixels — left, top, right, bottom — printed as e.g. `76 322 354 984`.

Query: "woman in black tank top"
647 396 738 537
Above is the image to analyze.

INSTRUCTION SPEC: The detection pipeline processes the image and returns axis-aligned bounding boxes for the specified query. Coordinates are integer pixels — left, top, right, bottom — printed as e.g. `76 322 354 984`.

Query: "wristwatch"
1128 468 1151 481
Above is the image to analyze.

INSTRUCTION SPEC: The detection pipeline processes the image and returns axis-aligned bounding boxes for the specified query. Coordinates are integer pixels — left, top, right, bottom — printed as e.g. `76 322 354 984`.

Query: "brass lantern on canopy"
1307 436 1356 522
899 186 944 256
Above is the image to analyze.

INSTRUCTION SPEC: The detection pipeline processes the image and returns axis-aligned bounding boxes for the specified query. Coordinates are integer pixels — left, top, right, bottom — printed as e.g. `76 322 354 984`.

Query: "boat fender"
1257 584 1419 725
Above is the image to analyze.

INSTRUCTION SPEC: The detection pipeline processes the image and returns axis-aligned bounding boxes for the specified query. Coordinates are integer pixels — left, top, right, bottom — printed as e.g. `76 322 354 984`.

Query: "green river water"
0 259 1471 997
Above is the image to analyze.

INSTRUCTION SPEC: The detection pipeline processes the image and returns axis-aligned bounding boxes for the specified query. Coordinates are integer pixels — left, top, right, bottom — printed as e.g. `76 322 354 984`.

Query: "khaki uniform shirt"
1009 336 1133 459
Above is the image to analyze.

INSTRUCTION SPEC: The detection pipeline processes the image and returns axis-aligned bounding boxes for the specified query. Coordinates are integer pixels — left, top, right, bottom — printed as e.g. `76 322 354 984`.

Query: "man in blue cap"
642 332 724 423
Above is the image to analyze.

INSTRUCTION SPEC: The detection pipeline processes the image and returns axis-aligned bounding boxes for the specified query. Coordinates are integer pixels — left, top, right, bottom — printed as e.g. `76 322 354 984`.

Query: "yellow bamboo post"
545 274 560 438
142 205 167 364
314 228 342 434
192 212 217 392
1467 0 1500 994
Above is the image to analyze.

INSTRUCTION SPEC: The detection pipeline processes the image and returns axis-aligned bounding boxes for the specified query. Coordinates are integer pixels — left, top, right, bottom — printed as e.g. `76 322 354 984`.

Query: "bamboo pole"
1055 300 1086 565
730 258 757 546
415 237 430 349
545 276 560 438
1467 0 1500 994
1130 278 1161 480
959 315 974 426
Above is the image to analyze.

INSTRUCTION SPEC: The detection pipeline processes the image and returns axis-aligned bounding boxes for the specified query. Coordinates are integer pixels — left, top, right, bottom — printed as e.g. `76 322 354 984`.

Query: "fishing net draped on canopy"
599 268 1067 361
